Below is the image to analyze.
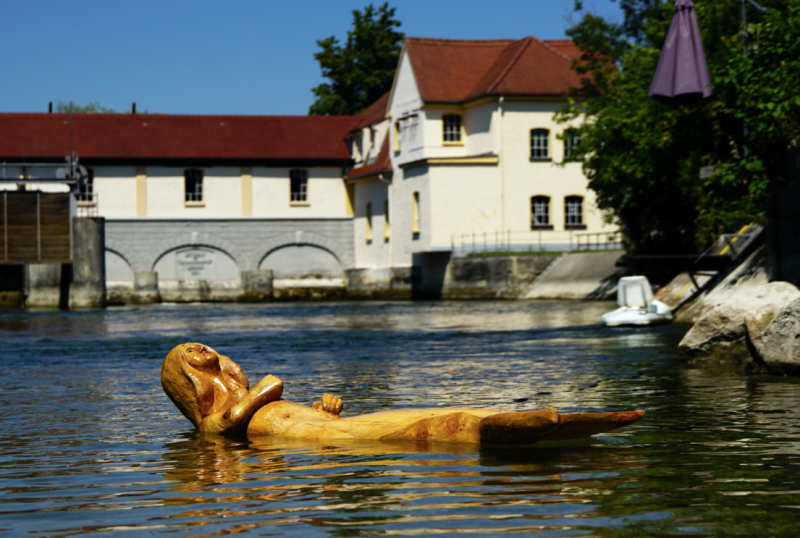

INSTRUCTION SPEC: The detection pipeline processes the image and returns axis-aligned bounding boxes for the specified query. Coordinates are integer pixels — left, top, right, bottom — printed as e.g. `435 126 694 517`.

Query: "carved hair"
161 343 249 427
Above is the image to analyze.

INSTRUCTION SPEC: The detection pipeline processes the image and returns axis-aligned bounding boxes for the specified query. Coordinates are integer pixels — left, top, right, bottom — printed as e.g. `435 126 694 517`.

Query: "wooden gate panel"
2 192 71 264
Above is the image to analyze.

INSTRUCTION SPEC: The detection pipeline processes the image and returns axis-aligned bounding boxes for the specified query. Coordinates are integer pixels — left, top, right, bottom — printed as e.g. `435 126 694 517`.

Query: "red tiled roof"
354 91 390 130
345 136 392 181
404 36 583 104
0 113 360 161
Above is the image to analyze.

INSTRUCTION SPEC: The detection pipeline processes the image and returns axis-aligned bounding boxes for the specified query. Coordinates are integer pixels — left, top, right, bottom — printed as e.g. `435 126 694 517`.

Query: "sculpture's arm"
200 375 284 433
312 393 344 417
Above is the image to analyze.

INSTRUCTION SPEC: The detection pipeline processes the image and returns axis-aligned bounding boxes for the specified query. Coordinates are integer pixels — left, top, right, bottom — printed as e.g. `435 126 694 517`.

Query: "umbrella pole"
741 0 768 158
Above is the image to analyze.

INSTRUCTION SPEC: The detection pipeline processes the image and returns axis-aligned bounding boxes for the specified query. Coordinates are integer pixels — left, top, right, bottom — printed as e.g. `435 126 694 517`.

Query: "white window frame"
530 129 550 160
530 196 551 228
565 195 584 227
412 191 421 235
77 168 96 206
564 128 581 160
184 168 204 206
443 114 463 144
290 169 309 205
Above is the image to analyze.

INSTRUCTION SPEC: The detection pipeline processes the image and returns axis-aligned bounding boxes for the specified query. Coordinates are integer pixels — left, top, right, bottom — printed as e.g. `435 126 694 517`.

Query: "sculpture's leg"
380 412 484 444
540 410 646 440
478 408 560 444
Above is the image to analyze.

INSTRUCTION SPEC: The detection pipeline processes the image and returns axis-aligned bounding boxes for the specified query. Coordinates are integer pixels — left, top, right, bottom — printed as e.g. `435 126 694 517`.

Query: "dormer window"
443 114 462 144
354 133 364 163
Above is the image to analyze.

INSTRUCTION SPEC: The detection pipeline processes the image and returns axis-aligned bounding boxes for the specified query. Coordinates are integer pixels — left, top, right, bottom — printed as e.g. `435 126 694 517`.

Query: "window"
443 114 462 144
530 196 551 229
412 191 420 235
290 169 308 203
184 169 203 204
565 196 584 227
365 202 373 243
564 128 581 160
530 129 550 160
77 168 95 204
383 199 390 240
354 133 364 163
395 115 419 153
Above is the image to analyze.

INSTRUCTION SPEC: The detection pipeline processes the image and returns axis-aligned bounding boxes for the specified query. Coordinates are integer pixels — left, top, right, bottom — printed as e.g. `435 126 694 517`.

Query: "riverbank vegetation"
559 0 800 255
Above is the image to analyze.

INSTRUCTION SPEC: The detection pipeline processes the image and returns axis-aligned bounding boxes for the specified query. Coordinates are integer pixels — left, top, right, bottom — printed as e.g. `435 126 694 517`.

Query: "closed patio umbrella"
649 0 712 106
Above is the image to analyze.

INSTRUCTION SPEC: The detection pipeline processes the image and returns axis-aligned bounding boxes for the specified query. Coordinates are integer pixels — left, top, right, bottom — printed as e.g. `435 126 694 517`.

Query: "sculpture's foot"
540 410 646 440
478 408 560 444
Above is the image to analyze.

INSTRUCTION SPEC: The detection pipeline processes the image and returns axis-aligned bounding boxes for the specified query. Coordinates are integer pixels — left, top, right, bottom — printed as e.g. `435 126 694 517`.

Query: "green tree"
560 0 800 255
56 100 117 113
309 2 403 116
55 100 152 114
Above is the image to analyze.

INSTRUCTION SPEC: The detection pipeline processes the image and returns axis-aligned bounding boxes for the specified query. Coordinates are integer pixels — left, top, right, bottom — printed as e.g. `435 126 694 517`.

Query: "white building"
347 36 616 283
0 113 359 302
1 35 616 303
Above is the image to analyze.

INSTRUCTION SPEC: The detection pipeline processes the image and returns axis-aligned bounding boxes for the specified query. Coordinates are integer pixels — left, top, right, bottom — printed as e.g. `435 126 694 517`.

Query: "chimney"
48 101 53 114
132 102 137 114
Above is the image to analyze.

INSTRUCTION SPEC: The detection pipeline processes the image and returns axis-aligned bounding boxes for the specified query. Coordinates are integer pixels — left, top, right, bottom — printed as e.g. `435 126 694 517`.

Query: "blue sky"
3 1 623 116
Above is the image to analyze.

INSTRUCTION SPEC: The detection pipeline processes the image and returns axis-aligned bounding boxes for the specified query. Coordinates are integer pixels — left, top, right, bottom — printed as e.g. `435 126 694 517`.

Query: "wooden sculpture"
161 343 645 444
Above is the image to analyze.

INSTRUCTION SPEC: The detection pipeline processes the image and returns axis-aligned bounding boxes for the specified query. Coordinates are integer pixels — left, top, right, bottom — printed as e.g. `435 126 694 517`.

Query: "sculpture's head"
161 343 249 427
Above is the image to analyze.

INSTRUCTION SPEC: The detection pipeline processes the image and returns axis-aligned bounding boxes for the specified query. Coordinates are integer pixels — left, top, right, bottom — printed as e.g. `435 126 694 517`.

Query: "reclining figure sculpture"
162 343 645 444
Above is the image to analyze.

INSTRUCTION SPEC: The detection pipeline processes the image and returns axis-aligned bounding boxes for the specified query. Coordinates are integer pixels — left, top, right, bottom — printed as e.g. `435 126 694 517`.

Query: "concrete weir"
17 217 107 309
523 251 626 300
345 251 625 301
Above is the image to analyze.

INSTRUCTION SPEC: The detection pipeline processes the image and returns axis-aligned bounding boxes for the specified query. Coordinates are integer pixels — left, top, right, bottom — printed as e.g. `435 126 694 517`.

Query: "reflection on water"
2 301 800 536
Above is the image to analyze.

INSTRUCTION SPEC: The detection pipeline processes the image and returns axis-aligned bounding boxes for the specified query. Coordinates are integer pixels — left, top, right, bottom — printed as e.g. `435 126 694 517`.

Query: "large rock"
753 297 800 375
678 282 800 366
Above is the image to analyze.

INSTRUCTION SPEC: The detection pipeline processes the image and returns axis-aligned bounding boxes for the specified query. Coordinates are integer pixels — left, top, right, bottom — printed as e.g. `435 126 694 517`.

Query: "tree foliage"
55 100 151 114
560 0 800 254
56 100 117 114
309 2 403 116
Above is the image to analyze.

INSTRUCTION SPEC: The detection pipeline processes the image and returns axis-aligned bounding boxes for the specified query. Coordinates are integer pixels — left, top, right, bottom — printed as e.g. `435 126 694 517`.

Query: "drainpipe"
498 96 505 234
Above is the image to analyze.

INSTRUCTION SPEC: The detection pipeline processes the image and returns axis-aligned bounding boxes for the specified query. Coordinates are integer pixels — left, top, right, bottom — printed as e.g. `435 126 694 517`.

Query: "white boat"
602 276 673 327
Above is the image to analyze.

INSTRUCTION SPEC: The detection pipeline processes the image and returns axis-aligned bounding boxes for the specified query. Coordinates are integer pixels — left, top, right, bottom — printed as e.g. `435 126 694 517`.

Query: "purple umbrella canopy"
649 0 712 106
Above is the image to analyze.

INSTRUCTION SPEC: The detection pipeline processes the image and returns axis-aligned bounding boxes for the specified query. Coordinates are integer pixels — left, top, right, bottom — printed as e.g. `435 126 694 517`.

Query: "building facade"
1 35 616 303
346 37 617 286
0 113 359 302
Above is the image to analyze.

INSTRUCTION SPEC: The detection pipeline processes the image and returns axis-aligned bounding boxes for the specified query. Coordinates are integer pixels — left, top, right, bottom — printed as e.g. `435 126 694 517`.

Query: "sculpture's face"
181 343 221 372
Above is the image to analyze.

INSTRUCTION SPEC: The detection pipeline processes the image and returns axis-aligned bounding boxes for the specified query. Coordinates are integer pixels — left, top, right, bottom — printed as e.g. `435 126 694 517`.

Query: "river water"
2 301 800 537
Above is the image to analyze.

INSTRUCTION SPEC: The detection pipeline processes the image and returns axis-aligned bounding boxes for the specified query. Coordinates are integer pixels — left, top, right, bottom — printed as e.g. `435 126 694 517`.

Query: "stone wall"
105 218 354 303
345 254 561 300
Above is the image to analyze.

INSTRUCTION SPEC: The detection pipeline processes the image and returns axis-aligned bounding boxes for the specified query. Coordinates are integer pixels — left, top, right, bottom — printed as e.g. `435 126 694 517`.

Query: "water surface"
2 301 800 537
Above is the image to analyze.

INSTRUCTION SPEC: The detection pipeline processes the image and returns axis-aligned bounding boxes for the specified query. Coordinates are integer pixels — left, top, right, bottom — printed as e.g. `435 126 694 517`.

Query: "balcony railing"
451 229 622 257
74 192 98 217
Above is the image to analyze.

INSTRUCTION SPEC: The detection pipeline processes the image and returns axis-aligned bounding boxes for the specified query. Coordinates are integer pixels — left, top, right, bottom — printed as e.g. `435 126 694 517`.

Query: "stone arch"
150 231 247 271
105 236 143 270
153 245 241 282
254 231 344 267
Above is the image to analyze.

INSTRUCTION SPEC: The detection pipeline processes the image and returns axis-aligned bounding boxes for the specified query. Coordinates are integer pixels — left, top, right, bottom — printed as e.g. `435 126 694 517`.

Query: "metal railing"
451 229 623 257
75 192 98 217
573 231 623 251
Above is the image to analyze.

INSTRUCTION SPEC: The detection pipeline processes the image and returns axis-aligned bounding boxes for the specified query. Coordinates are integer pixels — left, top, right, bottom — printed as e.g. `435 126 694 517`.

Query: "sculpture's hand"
312 393 344 417
200 375 283 433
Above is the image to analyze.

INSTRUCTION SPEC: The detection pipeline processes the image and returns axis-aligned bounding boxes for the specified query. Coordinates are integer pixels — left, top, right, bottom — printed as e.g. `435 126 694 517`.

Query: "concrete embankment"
346 251 625 300
523 251 627 300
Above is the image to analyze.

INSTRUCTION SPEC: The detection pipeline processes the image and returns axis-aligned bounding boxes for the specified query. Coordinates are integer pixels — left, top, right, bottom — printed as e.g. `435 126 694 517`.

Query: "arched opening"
105 250 134 284
154 246 240 282
259 244 343 287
